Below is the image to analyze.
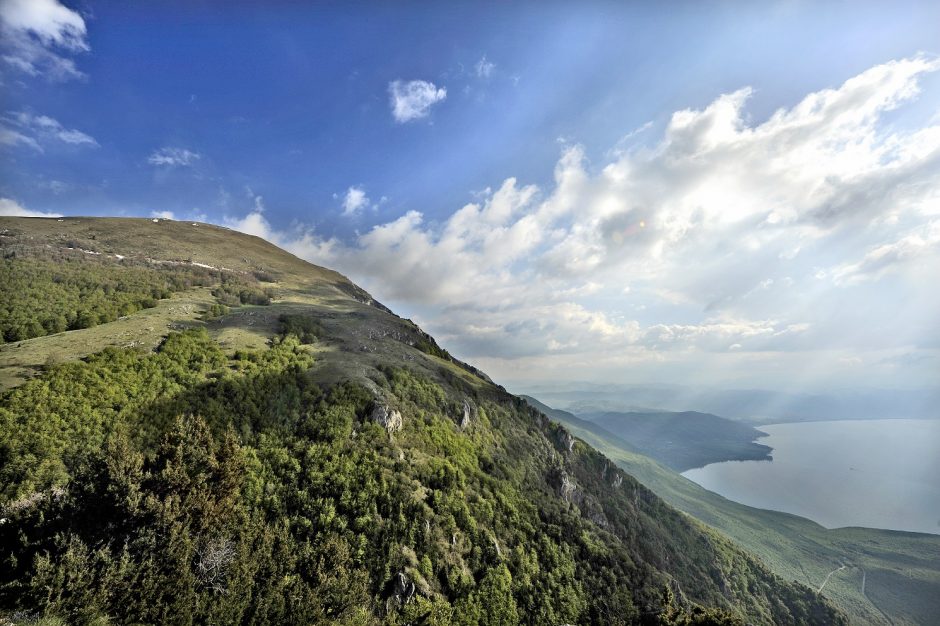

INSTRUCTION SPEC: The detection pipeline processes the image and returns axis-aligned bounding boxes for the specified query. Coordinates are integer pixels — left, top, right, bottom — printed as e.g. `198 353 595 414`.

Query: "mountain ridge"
0 217 844 625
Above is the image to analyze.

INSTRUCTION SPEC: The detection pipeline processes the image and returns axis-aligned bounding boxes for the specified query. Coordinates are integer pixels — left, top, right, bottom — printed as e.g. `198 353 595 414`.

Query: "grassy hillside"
0 217 843 625
579 409 771 472
525 398 940 625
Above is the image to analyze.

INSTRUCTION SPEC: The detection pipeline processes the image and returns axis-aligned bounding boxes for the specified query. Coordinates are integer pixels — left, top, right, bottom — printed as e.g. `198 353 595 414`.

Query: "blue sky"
2 0 940 393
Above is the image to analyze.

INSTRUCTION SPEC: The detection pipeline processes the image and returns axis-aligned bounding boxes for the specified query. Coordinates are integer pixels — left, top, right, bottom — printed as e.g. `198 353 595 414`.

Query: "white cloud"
148 147 201 167
0 126 41 150
832 221 940 285
388 79 447 123
222 57 940 389
150 210 176 220
0 111 97 150
0 0 88 81
475 55 495 78
0 197 62 217
341 186 369 216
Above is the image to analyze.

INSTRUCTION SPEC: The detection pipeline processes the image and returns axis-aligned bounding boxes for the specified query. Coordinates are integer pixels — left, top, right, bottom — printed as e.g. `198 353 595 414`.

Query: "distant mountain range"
517 382 939 424
521 396 771 472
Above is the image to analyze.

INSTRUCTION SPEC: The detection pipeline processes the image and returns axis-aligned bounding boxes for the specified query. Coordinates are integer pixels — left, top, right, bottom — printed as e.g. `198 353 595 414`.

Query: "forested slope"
0 217 844 625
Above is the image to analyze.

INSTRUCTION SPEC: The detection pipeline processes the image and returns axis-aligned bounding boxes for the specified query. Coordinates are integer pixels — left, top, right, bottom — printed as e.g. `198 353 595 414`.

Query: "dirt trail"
817 564 846 593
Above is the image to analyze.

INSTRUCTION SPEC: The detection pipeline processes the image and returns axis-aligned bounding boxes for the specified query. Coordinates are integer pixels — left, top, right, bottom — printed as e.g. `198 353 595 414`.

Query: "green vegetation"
205 303 232 319
0 257 218 342
0 217 847 624
211 274 275 307
0 331 844 624
278 313 321 344
527 398 940 626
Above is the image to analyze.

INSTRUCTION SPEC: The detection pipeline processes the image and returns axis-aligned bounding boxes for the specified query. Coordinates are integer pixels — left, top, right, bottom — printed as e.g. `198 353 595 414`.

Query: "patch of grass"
0 288 217 391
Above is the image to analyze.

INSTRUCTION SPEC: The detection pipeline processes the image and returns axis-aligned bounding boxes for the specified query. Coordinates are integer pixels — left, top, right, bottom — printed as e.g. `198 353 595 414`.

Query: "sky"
2 0 939 394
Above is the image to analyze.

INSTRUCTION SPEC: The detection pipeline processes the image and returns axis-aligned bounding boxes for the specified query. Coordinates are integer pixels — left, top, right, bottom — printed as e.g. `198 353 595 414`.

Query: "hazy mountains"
517 382 939 424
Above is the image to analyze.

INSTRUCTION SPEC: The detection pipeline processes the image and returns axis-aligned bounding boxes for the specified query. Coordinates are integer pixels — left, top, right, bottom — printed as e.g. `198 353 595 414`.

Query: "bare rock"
549 467 579 503
393 571 415 606
459 399 474 429
371 404 403 433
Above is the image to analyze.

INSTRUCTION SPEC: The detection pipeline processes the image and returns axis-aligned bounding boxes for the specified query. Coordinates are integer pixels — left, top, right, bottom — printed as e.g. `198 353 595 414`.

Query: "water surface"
682 419 940 535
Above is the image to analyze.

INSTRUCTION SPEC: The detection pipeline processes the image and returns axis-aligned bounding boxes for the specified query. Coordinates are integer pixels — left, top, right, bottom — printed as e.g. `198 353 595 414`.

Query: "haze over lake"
682 419 940 535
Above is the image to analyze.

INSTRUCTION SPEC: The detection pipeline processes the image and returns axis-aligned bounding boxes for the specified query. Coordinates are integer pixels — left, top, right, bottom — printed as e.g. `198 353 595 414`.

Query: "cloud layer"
218 57 940 387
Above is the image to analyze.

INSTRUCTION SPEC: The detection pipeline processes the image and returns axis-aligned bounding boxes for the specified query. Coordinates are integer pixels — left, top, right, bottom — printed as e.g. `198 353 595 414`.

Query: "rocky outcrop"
384 571 416 613
603 460 624 488
371 404 403 433
549 467 579 503
393 571 415 605
459 399 473 429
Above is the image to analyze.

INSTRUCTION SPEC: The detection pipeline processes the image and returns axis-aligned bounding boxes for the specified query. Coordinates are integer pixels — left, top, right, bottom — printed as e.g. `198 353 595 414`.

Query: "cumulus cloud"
223 57 940 388
148 147 201 167
341 186 369 216
0 197 62 217
0 0 88 81
0 111 97 150
150 210 176 220
388 79 447 123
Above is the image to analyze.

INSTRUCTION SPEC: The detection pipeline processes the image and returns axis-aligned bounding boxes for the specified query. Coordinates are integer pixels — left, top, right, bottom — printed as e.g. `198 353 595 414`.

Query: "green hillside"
523 397 940 625
0 216 845 625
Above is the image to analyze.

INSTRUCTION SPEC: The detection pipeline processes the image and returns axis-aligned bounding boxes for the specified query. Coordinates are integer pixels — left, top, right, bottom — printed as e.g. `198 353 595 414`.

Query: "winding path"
817 564 846 593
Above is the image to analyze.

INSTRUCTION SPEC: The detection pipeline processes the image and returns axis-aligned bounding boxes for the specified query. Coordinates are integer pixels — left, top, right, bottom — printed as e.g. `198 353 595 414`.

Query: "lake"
681 419 940 535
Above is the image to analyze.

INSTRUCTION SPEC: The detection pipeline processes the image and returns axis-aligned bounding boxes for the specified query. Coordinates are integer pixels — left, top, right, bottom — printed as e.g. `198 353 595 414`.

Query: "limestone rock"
554 428 575 453
371 404 403 433
550 468 579 503
459 399 473 429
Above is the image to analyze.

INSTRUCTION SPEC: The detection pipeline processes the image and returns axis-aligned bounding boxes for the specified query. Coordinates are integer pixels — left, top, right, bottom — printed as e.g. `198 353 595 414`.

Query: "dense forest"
0 329 842 624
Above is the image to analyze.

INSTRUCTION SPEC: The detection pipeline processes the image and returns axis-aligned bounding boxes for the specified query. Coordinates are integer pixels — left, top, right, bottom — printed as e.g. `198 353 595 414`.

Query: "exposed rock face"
371 404 403 433
561 472 578 502
459 399 473 429
394 571 415 605
559 429 575 453
385 571 415 613
551 468 579 503
603 460 624 488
